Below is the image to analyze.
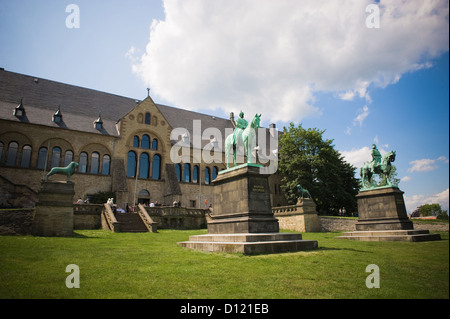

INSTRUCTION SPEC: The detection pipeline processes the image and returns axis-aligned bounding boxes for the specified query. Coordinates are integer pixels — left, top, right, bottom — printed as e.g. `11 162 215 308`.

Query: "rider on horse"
232 111 248 144
369 144 382 171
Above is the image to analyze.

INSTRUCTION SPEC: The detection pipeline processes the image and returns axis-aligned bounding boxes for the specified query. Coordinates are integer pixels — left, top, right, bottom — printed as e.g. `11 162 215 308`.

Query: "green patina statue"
224 112 261 169
360 144 397 189
45 161 79 182
297 184 311 199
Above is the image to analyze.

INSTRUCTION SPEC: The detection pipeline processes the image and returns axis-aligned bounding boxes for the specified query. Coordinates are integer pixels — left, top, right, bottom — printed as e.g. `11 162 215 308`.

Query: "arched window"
20 145 32 168
139 153 150 179
19 145 31 168
192 165 199 183
79 152 88 173
102 155 110 175
145 112 151 124
212 166 218 181
50 147 61 169
183 163 190 182
152 138 158 150
63 150 74 167
127 151 137 177
6 142 18 166
133 136 140 148
37 147 48 169
90 152 100 174
204 167 211 185
152 154 161 180
175 163 181 182
141 134 150 149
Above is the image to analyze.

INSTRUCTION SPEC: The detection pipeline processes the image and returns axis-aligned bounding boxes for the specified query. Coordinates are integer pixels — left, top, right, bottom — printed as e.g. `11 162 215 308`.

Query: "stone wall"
318 217 357 232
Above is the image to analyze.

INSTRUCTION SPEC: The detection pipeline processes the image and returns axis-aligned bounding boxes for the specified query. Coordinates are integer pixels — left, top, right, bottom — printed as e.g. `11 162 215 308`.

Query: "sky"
0 0 448 213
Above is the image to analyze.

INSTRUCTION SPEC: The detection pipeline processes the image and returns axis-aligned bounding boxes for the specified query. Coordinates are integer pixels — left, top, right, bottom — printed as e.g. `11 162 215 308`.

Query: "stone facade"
0 69 289 212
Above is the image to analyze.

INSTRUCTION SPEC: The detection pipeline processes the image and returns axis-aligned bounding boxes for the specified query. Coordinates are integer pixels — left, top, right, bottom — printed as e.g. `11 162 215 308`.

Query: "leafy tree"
278 122 360 215
417 203 448 220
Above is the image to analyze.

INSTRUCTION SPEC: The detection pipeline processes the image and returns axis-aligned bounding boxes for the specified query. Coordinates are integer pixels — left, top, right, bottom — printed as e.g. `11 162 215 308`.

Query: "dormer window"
53 105 63 123
94 112 103 130
14 99 25 117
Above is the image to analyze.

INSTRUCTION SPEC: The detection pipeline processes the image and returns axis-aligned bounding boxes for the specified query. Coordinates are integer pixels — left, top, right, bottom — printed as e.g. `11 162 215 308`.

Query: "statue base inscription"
337 187 440 242
178 164 318 254
31 181 74 237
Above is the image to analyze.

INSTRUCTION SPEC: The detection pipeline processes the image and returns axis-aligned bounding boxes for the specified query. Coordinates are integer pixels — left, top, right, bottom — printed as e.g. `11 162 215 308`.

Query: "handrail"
102 203 120 232
137 204 158 233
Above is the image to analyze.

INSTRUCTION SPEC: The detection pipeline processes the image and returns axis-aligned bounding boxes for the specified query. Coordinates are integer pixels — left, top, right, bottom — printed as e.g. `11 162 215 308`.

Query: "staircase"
115 212 148 233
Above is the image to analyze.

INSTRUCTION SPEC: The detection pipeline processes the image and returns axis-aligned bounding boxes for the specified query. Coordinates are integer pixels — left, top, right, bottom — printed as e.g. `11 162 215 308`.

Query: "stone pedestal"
355 187 413 231
178 164 318 254
337 187 440 242
208 164 279 234
273 198 321 232
31 181 74 237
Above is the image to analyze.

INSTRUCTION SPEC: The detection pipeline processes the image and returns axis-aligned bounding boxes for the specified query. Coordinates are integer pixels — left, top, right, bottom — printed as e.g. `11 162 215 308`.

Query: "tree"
278 122 360 215
417 203 448 220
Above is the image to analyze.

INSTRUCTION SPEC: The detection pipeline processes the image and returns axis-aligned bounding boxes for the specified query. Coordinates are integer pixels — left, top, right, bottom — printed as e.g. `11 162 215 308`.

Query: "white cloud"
132 0 449 122
341 146 372 169
401 175 411 182
353 105 370 127
341 144 390 170
404 188 449 213
408 156 449 172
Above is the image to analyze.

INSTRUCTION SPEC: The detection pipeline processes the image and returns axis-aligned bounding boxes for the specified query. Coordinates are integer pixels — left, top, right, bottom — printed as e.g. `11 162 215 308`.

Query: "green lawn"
0 229 448 299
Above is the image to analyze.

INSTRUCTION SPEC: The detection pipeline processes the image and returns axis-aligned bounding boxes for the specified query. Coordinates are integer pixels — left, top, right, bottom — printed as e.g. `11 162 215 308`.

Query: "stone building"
0 68 287 209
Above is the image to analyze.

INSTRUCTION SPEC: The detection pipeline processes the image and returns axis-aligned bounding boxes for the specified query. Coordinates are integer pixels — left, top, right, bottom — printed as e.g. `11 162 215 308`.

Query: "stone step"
115 212 148 233
336 229 441 242
178 239 318 255
340 230 430 237
187 232 303 243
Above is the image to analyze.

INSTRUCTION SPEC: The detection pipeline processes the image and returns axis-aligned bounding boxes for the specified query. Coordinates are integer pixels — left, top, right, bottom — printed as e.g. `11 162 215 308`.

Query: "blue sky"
1 0 448 213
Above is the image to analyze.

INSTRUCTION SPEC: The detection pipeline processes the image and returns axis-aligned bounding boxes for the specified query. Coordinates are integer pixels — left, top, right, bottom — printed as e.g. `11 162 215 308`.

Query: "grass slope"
0 230 448 299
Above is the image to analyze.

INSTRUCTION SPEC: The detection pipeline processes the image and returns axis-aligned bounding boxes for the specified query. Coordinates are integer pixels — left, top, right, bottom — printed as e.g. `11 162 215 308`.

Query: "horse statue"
224 113 261 169
45 161 79 182
297 184 311 199
360 150 396 189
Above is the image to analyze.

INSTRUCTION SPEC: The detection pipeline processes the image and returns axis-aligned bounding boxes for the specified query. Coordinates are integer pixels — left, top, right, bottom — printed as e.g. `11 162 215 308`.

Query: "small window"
192 165 199 183
64 150 74 167
204 167 210 184
20 145 32 168
175 163 181 182
139 153 150 179
50 147 61 169
90 152 100 174
142 134 150 149
152 138 158 150
102 155 110 175
183 163 190 182
37 147 48 169
145 112 151 124
79 152 88 173
6 142 18 166
127 151 137 177
152 154 161 180
133 136 140 148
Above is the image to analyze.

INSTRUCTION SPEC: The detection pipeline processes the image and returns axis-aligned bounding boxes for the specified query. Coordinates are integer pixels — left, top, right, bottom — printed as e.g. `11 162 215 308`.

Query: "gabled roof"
0 69 276 153
0 69 138 136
